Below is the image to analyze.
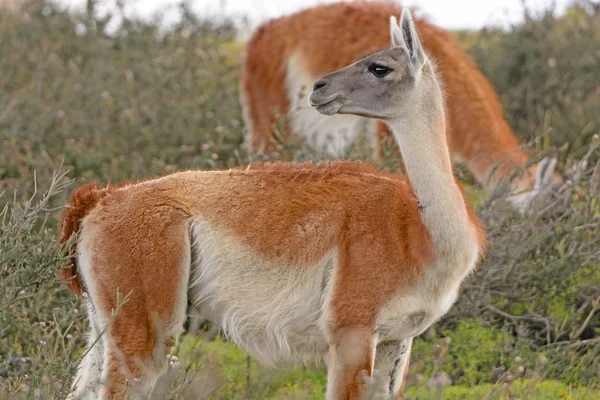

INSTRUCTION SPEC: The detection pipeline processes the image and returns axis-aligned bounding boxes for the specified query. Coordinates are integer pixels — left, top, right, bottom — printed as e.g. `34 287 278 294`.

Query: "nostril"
312 79 328 92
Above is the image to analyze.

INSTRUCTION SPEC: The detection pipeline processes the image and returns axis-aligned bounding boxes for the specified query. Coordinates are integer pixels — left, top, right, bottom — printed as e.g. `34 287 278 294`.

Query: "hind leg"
94 291 188 400
76 209 191 398
68 307 105 399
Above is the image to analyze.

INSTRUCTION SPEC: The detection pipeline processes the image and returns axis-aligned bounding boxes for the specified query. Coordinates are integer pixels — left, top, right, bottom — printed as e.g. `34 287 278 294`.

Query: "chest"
376 278 461 341
376 242 479 341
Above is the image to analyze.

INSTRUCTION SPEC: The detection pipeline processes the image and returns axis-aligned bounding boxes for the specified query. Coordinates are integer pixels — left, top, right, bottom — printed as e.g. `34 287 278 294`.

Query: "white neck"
387 70 473 252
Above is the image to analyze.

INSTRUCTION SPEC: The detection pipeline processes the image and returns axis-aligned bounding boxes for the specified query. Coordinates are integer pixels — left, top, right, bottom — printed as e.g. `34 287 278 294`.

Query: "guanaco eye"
368 64 391 77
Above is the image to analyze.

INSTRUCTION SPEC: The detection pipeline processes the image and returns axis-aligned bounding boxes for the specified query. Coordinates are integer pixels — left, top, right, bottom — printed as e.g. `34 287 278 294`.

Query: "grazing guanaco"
241 1 563 211
61 11 485 399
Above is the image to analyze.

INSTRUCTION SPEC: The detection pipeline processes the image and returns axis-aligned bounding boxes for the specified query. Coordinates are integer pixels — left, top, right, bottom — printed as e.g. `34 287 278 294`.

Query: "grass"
148 335 600 399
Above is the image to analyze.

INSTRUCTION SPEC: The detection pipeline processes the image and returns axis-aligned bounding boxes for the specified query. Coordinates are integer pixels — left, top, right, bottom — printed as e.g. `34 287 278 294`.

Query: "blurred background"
58 0 576 31
0 1 599 399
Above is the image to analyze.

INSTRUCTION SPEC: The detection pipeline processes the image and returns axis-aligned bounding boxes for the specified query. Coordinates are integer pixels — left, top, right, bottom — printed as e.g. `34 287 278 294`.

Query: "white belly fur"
189 220 334 367
285 51 376 157
188 220 479 367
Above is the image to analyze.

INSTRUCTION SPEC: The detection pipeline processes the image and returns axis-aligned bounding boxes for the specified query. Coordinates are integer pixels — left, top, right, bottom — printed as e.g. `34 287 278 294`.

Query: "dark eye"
368 64 391 77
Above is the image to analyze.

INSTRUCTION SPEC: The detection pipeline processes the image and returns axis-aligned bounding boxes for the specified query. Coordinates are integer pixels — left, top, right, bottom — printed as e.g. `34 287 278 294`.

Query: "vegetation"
0 1 598 398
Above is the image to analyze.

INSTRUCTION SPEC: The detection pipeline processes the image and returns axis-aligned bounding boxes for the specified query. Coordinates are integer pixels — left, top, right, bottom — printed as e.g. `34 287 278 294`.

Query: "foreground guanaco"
241 1 563 211
61 11 485 399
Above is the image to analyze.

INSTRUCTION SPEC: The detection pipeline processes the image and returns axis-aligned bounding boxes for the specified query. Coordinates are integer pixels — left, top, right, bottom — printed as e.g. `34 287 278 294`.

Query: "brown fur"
241 1 549 189
59 183 122 295
82 184 191 397
213 161 437 272
61 159 485 399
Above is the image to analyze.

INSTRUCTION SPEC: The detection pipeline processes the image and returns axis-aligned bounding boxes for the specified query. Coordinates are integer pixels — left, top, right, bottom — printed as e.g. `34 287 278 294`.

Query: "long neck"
388 70 473 250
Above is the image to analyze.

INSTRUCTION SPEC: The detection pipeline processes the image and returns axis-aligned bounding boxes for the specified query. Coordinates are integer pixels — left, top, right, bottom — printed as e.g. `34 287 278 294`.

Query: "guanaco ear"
395 9 425 71
534 157 558 191
390 15 406 48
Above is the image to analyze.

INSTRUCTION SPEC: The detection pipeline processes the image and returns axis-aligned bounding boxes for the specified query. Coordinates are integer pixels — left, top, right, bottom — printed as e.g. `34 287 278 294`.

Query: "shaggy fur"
59 183 123 295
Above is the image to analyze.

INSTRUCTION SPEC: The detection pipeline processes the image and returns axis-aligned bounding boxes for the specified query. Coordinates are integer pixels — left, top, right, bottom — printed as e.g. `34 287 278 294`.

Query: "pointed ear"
399 9 426 70
534 157 558 190
390 16 406 48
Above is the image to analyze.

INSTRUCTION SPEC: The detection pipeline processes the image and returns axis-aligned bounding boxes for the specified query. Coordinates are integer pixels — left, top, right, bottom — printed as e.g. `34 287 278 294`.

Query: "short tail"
58 183 116 295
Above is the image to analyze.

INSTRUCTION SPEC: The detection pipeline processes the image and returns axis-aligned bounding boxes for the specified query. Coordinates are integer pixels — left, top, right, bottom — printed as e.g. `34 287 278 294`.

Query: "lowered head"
309 9 431 121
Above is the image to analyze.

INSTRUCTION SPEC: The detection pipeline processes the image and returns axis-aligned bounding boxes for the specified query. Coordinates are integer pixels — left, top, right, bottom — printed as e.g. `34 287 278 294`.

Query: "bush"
441 138 600 385
0 170 84 398
461 2 600 161
0 0 244 204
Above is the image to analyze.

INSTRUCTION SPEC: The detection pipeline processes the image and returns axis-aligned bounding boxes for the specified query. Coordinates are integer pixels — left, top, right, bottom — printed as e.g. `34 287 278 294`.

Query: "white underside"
188 220 334 367
376 259 473 342
285 51 377 158
187 219 478 368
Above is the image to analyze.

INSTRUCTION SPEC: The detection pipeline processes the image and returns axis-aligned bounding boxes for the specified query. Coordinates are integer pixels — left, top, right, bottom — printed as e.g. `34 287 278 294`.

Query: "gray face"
308 47 416 121
309 11 427 121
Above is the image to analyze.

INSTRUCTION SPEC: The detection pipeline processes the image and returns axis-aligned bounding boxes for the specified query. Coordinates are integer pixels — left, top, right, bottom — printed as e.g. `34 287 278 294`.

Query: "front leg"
326 326 377 400
374 338 413 398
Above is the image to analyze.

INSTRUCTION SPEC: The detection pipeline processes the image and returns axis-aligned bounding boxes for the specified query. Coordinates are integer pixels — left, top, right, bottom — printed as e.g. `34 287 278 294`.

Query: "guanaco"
61 11 485 399
240 1 563 211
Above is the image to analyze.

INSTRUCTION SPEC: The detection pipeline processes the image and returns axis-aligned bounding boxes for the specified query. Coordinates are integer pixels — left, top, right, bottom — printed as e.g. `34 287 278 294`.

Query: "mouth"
309 95 343 116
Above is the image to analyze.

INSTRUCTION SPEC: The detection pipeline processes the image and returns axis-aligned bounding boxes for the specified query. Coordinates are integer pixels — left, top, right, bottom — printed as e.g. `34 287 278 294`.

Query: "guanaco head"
309 9 428 121
507 157 566 213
